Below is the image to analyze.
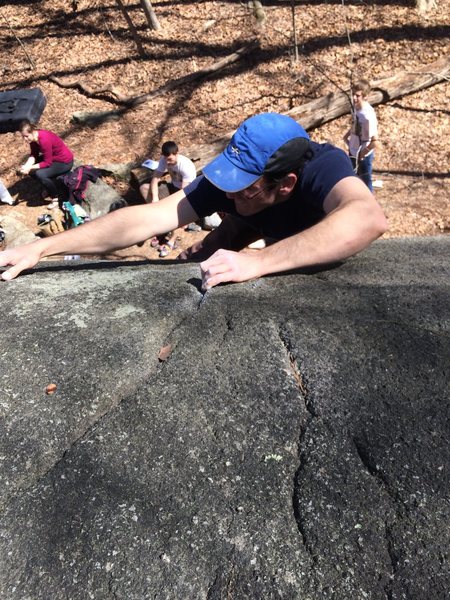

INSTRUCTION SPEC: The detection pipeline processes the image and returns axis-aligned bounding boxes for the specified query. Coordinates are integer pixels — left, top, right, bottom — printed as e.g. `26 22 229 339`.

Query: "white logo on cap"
230 146 240 155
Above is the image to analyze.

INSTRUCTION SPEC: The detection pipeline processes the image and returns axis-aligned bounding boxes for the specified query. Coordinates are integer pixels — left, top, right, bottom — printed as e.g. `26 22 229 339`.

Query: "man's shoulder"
308 141 350 167
300 142 354 195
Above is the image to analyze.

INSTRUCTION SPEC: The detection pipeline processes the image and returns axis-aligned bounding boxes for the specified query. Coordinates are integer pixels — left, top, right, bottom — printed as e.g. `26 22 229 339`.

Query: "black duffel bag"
0 88 47 133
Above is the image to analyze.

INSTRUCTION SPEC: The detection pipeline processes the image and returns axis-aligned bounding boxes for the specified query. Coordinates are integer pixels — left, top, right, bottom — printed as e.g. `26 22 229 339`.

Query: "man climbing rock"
0 113 387 289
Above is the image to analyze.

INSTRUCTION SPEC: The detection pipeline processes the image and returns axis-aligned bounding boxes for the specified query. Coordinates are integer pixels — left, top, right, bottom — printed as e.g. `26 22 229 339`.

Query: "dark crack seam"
206 550 238 600
352 437 401 600
278 326 317 563
352 437 406 510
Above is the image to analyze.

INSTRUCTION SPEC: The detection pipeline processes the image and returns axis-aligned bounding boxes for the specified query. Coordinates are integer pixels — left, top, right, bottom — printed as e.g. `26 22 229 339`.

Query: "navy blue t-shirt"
185 142 355 240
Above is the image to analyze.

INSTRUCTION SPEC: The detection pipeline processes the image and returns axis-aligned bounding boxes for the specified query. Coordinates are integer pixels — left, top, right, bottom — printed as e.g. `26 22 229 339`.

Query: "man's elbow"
370 204 388 240
348 203 388 256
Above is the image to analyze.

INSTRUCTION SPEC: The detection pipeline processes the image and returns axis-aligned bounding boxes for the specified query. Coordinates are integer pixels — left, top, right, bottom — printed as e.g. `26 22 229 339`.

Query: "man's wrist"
246 247 268 280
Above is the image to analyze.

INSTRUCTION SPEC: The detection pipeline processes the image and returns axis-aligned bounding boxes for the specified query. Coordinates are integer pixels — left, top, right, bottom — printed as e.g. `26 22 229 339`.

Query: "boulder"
83 178 127 219
0 212 37 248
0 237 448 599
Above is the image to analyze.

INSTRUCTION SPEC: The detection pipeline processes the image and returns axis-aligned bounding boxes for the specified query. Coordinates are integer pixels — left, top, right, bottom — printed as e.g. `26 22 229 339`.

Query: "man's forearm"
1 190 198 281
34 205 156 259
255 199 387 279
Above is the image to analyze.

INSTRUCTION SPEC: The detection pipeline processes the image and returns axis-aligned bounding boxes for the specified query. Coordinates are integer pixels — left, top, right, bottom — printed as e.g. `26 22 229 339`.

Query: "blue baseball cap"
202 112 310 192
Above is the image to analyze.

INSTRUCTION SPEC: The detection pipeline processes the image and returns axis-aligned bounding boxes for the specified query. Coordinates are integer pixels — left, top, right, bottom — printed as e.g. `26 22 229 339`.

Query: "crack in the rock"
197 289 210 310
225 315 233 330
206 550 238 599
292 452 317 564
352 437 405 510
278 327 314 417
278 326 317 563
384 520 399 600
352 437 403 600
108 571 119 600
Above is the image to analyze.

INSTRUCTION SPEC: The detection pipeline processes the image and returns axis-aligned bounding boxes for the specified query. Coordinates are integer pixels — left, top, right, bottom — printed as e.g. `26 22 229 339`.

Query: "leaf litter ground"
0 0 448 262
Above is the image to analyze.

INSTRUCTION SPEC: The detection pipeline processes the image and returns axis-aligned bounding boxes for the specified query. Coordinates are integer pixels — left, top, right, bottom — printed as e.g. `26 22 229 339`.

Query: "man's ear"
278 173 297 197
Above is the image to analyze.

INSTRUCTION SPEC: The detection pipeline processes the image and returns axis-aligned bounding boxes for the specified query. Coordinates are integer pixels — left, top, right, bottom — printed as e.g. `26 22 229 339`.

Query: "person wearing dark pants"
19 120 74 209
30 161 74 203
343 79 379 193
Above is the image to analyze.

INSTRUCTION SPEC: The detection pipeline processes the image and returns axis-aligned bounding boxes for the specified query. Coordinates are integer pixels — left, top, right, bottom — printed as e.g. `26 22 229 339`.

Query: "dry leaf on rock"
46 383 57 395
158 344 172 362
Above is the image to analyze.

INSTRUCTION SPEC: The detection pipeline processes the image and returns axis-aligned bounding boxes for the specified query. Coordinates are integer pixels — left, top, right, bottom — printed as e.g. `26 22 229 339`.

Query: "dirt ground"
0 0 449 262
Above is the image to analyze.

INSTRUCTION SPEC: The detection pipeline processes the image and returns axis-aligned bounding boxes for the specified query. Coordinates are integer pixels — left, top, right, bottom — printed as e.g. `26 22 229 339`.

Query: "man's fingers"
0 256 34 281
202 270 233 290
1 269 13 281
200 248 260 290
1 261 27 281
200 253 235 290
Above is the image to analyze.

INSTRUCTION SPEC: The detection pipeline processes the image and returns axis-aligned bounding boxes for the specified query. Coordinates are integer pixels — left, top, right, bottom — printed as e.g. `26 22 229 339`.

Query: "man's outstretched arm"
0 190 198 281
200 176 388 289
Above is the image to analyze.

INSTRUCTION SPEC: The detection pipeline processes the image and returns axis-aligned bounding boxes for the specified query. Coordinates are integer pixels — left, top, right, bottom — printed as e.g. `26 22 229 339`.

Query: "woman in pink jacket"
19 120 74 209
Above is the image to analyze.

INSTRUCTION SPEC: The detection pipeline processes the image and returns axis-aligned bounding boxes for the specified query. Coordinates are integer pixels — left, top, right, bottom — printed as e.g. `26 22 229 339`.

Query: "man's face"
164 152 178 166
226 177 281 216
352 90 365 110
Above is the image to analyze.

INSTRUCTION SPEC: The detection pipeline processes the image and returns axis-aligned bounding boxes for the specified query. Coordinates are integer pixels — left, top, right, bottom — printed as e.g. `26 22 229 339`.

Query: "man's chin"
235 204 262 217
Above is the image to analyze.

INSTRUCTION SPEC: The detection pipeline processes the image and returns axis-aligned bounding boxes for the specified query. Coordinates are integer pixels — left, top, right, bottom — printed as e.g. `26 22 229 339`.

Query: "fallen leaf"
158 344 172 362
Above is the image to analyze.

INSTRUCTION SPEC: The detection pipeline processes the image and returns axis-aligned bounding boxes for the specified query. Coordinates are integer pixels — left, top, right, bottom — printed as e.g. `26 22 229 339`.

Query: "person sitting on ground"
18 120 74 210
142 141 197 257
343 79 379 192
0 112 387 289
0 179 16 206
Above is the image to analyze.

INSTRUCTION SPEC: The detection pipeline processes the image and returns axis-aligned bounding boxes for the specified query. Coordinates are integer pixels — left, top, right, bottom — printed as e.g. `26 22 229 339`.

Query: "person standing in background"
343 80 379 192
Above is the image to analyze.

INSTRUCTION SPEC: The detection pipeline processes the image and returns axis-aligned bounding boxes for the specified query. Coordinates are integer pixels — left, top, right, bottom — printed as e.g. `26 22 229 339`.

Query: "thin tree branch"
0 9 35 70
115 0 146 57
67 41 259 125
341 0 355 107
51 41 258 108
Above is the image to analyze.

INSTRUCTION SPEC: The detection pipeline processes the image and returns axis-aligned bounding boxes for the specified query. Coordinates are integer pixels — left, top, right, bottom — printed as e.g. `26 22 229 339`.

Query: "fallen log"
287 54 450 129
184 56 450 171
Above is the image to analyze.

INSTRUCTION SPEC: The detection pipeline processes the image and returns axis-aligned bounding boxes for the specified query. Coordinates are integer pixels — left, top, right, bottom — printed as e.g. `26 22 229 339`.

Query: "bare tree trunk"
115 0 146 56
291 1 299 62
251 1 266 26
0 10 35 69
140 0 161 31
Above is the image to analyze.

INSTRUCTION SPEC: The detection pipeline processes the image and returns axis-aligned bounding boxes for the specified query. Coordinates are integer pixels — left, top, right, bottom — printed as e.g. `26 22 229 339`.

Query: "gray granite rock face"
0 237 448 599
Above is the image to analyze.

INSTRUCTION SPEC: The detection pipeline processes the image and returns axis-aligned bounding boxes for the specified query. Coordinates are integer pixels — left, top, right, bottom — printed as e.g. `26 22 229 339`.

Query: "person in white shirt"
149 142 197 202
343 79 379 192
144 141 198 257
